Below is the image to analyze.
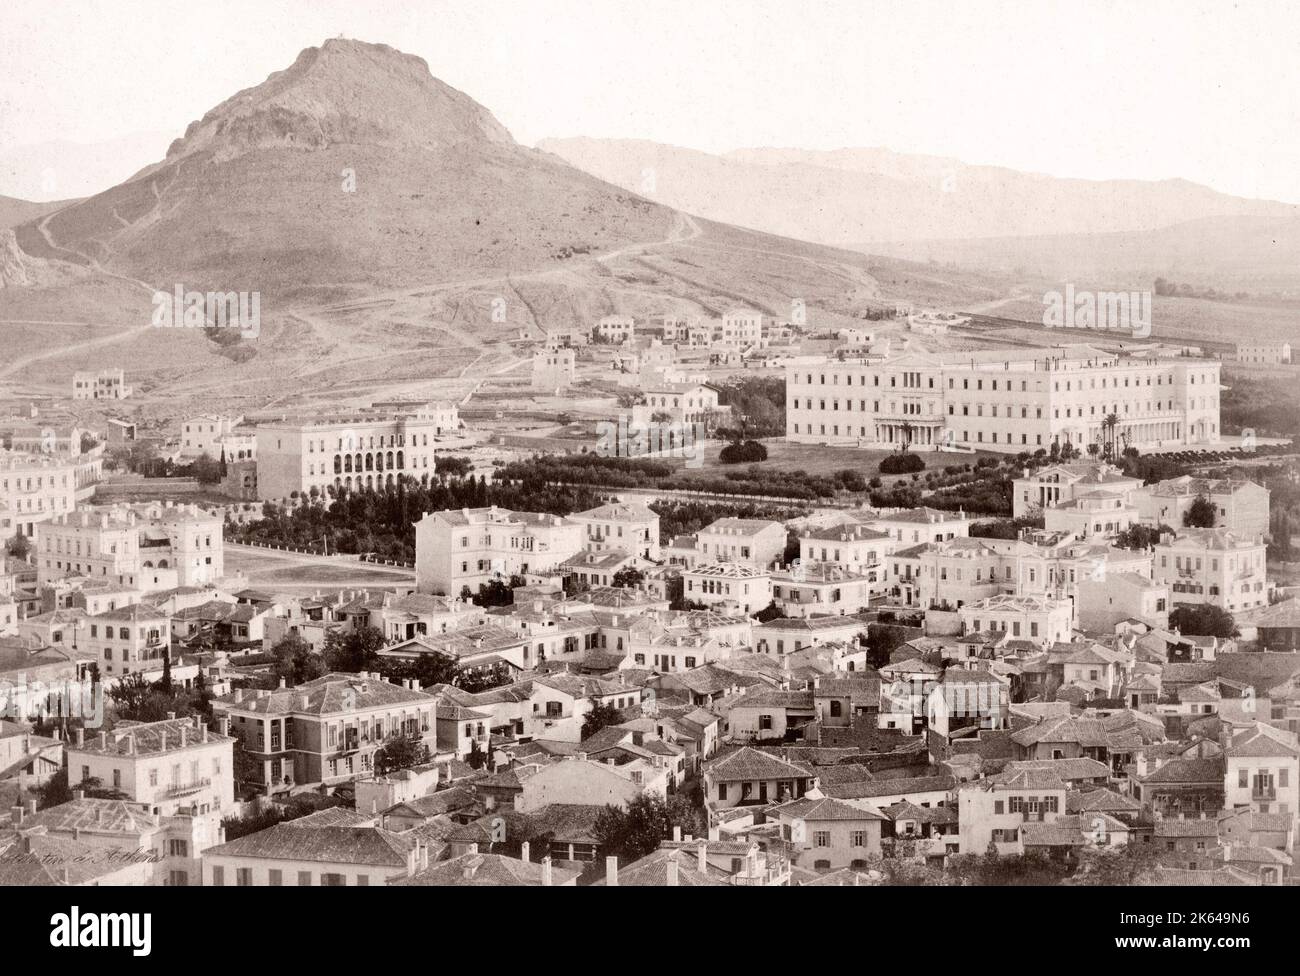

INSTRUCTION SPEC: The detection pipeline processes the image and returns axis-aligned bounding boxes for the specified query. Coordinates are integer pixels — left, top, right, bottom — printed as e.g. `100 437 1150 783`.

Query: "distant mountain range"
539 138 1300 286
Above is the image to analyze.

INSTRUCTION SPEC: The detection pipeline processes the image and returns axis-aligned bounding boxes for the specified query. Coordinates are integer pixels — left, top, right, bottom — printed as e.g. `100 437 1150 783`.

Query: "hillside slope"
9 40 677 303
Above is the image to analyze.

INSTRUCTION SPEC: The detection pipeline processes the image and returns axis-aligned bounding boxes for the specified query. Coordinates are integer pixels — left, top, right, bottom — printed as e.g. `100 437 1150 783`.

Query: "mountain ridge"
538 136 1298 246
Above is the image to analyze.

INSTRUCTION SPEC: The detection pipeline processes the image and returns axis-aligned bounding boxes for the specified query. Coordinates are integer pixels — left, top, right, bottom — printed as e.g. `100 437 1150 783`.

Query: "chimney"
697 840 707 873
672 825 682 842
605 856 619 887
666 856 680 887
160 730 167 752
419 843 429 871
541 856 553 887
520 841 530 863
97 731 107 750
75 728 85 747
218 717 229 737
279 677 287 689
234 688 244 704
166 711 176 720
180 726 188 748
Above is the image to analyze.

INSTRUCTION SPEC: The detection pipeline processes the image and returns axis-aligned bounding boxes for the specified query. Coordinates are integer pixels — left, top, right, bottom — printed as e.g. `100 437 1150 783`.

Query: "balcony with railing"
162 777 212 799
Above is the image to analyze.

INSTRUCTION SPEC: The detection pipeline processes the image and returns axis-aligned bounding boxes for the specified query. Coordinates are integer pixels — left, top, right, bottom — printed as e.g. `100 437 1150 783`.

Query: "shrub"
879 452 925 475
719 440 768 464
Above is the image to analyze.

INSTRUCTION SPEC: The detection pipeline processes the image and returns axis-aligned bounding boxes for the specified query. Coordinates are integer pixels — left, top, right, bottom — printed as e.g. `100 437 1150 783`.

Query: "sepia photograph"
0 0 1297 933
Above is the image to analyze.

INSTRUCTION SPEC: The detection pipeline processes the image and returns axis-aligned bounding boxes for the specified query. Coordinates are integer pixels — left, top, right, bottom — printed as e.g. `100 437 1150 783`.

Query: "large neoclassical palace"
786 344 1220 454
254 402 458 499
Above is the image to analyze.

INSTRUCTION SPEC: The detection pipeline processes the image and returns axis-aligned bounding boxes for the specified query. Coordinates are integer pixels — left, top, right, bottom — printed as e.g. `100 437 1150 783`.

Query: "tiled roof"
996 769 1068 791
705 747 814 782
393 852 582 887
22 799 159 835
732 689 814 709
701 518 784 536
1003 758 1111 782
1020 822 1085 847
1252 597 1300 629
215 672 434 715
1143 866 1257 886
70 717 231 757
1225 726 1298 759
771 795 887 822
1153 817 1218 837
0 834 148 885
383 788 478 820
594 848 728 886
1011 716 1113 749
1140 757 1225 785
822 773 954 800
205 824 419 867
1066 788 1142 814
286 807 375 828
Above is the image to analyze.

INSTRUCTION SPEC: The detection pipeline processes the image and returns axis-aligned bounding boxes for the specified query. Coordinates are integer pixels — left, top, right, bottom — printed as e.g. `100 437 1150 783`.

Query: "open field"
958 292 1300 353
224 544 414 594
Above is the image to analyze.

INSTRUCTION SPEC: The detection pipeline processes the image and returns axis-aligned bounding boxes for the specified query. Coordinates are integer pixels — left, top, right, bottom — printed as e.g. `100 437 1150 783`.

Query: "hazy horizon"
4 0 1300 204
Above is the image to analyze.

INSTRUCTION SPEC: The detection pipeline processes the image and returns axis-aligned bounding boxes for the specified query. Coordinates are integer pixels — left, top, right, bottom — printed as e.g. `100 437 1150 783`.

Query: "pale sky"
2 0 1299 202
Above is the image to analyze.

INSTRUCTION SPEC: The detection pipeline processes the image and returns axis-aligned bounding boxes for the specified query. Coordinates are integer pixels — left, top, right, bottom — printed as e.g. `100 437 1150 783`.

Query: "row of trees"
234 475 605 563
498 453 844 500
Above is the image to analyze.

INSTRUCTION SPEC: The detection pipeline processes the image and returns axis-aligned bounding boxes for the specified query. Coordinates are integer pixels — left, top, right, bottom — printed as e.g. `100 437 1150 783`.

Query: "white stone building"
1153 528 1269 613
414 506 583 596
787 345 1221 454
255 403 449 499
